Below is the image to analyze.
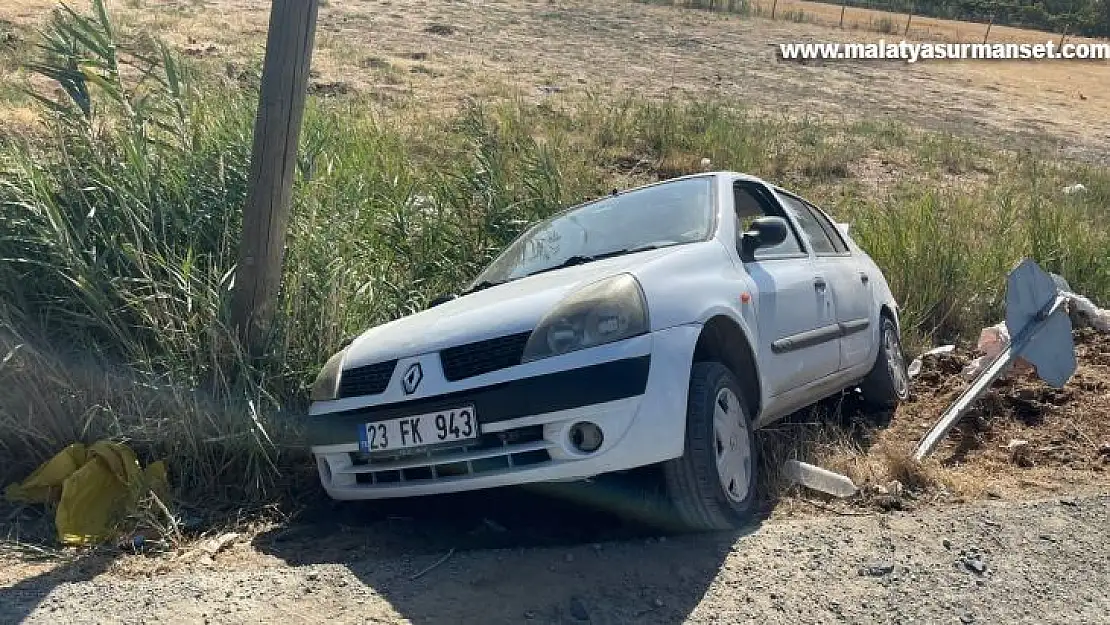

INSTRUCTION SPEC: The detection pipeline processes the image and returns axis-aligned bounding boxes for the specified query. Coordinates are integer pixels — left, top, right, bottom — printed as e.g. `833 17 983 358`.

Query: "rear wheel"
859 315 910 410
662 362 757 531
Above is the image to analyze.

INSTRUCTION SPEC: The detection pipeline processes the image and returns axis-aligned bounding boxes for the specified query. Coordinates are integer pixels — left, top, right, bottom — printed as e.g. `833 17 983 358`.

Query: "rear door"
733 181 840 397
775 190 873 370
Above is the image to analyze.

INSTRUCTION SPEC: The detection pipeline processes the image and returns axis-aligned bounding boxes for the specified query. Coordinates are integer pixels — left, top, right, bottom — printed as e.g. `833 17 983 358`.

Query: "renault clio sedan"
306 172 909 530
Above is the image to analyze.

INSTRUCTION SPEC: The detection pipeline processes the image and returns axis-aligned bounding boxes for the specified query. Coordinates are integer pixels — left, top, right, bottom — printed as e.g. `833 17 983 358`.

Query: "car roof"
612 171 767 193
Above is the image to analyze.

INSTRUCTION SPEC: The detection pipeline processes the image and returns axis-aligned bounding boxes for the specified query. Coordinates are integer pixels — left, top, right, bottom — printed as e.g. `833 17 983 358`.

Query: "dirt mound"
889 328 1110 485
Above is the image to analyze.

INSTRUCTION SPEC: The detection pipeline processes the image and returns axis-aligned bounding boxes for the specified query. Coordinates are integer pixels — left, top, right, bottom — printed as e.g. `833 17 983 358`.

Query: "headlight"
522 273 649 363
310 349 347 401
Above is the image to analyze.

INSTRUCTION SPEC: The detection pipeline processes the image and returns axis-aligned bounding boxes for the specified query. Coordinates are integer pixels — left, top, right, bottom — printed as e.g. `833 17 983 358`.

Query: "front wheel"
662 362 758 531
859 315 910 410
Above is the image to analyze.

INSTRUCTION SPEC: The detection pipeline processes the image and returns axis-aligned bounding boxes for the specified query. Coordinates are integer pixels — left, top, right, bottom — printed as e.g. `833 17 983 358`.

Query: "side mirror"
740 216 790 261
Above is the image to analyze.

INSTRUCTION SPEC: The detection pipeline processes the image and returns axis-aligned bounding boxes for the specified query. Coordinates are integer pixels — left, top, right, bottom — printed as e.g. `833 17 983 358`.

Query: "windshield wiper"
461 280 505 295
523 244 665 278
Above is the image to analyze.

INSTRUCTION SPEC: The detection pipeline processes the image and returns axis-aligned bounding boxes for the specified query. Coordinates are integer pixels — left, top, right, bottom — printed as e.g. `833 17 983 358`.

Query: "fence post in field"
771 0 777 19
231 0 320 357
904 4 913 35
1058 23 1069 47
983 15 992 43
839 0 847 27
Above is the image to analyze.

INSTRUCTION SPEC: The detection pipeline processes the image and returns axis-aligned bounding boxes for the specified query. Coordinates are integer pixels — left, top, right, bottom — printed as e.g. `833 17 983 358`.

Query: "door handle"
813 277 827 291
859 273 869 284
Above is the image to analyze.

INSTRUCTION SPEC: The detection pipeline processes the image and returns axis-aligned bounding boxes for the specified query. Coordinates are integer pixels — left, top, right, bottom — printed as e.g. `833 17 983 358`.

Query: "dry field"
1 0 1109 161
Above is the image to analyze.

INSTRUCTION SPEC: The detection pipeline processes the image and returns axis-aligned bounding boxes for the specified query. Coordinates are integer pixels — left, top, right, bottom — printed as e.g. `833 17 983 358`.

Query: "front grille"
439 331 532 381
306 356 652 447
337 360 397 398
347 425 551 485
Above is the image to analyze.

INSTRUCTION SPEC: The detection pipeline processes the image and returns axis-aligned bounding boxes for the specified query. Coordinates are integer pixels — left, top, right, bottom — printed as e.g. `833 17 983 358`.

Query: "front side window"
734 184 804 259
473 177 715 285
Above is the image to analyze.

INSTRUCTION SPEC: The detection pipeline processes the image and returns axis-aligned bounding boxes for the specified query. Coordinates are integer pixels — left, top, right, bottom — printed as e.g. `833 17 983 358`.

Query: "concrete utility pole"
231 0 319 357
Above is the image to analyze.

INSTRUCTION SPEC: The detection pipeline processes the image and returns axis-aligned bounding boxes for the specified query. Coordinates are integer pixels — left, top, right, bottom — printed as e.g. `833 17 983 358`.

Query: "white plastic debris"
1062 183 1087 195
1067 291 1110 332
908 344 955 379
699 157 712 171
782 460 858 498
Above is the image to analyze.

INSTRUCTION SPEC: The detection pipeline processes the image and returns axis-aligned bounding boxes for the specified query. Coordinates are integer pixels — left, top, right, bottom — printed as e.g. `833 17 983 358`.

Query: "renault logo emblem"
401 363 423 395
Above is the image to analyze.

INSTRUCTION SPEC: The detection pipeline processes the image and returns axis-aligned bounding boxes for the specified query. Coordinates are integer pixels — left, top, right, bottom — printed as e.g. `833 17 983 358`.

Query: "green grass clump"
1 1 1108 509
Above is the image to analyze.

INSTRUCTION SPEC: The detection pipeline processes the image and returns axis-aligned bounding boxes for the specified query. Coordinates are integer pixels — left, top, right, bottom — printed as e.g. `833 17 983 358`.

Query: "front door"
734 182 840 397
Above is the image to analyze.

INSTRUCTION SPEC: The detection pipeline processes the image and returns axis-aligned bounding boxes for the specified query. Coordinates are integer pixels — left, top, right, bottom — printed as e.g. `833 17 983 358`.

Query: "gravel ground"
2 493 1107 624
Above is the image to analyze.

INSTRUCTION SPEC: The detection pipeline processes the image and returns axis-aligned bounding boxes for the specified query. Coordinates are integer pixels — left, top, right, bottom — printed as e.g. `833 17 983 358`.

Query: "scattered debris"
1004 439 1033 467
782 459 859 498
961 553 987 575
199 532 240 557
1068 292 1110 332
961 323 1027 379
1062 183 1087 195
908 344 956 379
4 441 169 546
859 562 894 577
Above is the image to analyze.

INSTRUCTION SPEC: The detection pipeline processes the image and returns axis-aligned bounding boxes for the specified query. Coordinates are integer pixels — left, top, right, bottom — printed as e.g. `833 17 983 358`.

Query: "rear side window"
801 198 850 253
777 193 838 255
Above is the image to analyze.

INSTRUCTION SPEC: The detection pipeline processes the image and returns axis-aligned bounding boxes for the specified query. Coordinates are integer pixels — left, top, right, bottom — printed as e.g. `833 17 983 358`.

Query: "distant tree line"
830 0 1110 37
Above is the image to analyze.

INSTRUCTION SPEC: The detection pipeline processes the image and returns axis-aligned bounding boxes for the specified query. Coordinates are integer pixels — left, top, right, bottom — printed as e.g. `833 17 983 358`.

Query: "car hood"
342 245 695 367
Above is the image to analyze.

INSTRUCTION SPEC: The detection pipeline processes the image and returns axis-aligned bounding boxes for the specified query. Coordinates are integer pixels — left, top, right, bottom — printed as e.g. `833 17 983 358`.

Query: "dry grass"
1 0 1109 161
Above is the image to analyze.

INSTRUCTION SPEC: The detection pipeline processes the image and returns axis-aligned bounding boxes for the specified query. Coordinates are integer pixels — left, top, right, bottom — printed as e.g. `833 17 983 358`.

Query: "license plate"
358 406 479 453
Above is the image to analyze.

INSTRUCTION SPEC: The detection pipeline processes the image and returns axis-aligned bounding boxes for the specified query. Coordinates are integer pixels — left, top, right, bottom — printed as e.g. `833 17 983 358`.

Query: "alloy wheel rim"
713 387 751 503
884 324 909 398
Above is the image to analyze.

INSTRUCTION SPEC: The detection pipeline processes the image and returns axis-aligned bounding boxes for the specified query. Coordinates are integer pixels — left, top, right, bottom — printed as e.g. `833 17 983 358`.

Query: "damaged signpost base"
782 459 859 498
913 258 1079 462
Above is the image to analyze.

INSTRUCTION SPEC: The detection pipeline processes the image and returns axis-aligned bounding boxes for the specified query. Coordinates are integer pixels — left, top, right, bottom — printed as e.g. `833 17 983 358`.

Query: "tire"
662 362 758 532
859 314 910 410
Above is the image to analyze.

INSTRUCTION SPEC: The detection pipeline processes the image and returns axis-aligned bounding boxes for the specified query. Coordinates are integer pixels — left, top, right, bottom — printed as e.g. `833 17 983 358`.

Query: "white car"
306 172 909 530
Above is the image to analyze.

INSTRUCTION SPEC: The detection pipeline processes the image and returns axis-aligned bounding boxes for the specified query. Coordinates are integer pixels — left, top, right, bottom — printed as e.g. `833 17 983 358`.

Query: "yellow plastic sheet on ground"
4 441 168 546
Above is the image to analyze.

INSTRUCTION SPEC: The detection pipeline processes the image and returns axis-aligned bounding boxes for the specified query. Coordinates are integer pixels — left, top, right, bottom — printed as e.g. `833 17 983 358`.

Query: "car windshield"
471 177 715 286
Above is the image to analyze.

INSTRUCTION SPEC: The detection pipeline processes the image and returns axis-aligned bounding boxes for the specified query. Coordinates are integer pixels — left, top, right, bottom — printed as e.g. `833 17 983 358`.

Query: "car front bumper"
307 324 700 500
